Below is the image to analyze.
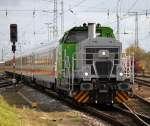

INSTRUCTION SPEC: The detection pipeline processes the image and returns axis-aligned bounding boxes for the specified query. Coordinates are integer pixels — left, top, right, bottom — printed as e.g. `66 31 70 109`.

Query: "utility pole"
18 42 23 82
135 12 139 48
49 26 53 40
53 0 58 39
116 0 120 41
117 14 120 41
1 48 4 61
60 0 64 35
128 12 139 48
45 23 52 41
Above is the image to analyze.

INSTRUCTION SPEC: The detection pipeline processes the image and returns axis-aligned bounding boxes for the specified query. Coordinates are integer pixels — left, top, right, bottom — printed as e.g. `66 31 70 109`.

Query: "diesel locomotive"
5 23 134 105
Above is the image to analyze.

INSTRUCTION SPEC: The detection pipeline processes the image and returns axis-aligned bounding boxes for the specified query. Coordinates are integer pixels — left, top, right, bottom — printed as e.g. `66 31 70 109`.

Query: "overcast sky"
0 0 150 60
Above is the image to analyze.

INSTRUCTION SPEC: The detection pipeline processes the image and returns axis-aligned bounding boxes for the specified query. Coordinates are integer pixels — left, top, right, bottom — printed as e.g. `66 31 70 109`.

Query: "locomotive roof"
69 26 113 32
62 23 114 36
60 24 115 43
66 24 113 33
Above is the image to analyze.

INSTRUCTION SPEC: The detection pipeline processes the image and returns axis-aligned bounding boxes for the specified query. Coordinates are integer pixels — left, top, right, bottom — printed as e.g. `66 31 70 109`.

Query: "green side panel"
57 42 76 78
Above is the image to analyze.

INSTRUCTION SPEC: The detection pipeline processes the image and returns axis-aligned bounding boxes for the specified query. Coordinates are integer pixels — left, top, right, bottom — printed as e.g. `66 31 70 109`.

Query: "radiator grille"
86 48 119 75
95 61 112 76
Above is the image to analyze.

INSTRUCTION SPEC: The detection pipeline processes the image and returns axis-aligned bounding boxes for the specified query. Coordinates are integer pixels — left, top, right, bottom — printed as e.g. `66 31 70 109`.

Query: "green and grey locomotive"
5 23 133 105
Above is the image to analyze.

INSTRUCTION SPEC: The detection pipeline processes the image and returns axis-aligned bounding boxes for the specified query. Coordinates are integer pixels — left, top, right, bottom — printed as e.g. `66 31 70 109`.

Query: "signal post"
10 24 17 85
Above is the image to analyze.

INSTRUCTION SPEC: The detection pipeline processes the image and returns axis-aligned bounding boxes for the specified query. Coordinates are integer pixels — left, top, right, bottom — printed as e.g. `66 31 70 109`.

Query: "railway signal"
10 24 18 85
10 24 17 42
12 43 16 53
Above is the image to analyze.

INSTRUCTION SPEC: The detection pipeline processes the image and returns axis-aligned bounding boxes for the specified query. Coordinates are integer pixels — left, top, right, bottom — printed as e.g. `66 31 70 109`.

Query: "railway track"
135 94 150 106
86 105 150 126
135 74 150 78
0 74 20 88
22 82 150 126
125 94 150 117
44 90 150 126
1 74 149 126
114 105 150 125
0 79 13 88
120 94 150 125
135 78 150 87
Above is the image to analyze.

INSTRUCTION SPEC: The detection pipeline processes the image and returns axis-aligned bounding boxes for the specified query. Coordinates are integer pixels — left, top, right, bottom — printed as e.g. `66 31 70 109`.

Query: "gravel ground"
19 85 73 112
19 85 112 126
0 83 112 126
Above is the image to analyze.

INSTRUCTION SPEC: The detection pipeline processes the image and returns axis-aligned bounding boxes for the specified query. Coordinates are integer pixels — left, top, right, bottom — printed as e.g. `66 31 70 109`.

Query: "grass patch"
0 96 21 126
0 89 84 126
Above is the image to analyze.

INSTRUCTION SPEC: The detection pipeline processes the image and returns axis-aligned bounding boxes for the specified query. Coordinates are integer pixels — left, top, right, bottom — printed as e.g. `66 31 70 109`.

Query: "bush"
125 46 150 72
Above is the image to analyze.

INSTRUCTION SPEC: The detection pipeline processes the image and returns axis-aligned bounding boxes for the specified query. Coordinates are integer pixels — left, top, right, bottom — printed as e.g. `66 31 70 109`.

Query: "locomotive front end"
72 23 132 104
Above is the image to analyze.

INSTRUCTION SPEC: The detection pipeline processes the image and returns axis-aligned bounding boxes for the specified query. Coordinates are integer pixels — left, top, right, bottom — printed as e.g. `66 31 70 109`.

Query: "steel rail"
135 78 150 87
122 102 150 126
113 105 150 124
0 81 12 88
134 94 150 106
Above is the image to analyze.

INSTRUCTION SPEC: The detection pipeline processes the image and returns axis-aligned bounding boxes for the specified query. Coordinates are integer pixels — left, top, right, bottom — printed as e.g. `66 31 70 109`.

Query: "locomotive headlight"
84 72 89 76
98 50 109 57
119 72 123 77
102 51 106 56
82 66 91 81
117 65 125 81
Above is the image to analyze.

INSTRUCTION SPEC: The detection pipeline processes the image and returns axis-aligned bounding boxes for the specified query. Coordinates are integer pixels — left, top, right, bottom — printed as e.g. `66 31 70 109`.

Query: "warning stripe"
115 96 123 103
117 93 127 102
77 92 89 103
115 91 129 103
119 91 128 100
82 96 89 103
74 91 85 100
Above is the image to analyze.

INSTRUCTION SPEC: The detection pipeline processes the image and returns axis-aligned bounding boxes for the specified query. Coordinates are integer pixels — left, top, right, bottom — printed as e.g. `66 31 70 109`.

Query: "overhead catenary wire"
69 0 88 10
127 0 139 12
1 0 150 54
60 0 64 34
0 9 53 12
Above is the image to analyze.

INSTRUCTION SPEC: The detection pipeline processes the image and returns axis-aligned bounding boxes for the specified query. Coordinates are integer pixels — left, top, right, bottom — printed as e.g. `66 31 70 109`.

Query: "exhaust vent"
88 23 96 39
